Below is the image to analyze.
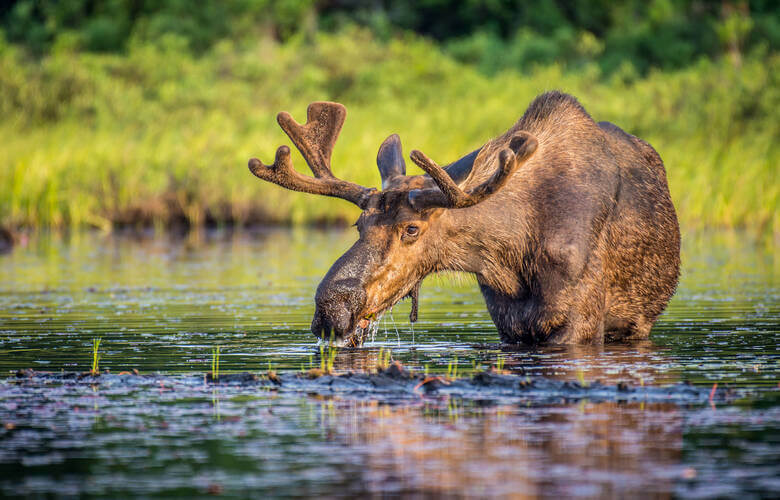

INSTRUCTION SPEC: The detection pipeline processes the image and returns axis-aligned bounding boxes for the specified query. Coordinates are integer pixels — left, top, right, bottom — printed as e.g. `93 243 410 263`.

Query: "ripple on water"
0 229 777 498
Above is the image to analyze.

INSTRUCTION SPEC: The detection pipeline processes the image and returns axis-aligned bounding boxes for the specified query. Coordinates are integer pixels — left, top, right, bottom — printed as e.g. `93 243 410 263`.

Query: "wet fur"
436 91 680 343
312 91 680 345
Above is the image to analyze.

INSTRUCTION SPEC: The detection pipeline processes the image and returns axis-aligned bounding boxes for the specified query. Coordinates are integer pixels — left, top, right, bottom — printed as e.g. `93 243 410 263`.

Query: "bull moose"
248 91 680 346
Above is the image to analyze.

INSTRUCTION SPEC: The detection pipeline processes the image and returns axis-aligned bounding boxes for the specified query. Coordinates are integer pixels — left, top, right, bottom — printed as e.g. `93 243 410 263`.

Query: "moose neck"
434 203 526 297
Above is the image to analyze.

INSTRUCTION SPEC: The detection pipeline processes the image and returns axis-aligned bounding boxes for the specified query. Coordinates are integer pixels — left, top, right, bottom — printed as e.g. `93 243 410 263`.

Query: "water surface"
0 228 778 498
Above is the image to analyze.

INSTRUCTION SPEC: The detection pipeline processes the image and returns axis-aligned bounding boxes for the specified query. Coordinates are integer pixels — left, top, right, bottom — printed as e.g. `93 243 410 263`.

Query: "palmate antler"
248 102 376 209
407 132 538 211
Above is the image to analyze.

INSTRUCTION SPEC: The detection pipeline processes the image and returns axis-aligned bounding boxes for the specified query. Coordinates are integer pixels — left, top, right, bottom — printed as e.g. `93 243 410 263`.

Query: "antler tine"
248 147 374 208
409 132 538 211
409 150 469 207
276 102 346 178
248 102 376 209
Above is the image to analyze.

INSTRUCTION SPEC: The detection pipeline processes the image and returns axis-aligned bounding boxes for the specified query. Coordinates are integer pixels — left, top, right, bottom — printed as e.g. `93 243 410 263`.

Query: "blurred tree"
0 0 776 73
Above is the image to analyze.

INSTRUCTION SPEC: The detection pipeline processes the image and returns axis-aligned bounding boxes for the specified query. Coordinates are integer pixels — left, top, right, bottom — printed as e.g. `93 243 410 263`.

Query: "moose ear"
444 148 481 186
377 134 406 189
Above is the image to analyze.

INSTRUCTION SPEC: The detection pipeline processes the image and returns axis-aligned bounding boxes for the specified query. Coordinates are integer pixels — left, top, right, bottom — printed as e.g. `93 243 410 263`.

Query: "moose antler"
408 132 538 210
248 102 376 208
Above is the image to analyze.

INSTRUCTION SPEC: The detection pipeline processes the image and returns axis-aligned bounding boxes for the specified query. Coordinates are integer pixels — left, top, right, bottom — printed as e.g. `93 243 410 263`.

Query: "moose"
248 91 680 346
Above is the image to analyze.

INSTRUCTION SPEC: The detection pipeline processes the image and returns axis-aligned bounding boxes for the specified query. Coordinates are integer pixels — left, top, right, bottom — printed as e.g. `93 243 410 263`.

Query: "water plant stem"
211 346 220 381
91 337 101 375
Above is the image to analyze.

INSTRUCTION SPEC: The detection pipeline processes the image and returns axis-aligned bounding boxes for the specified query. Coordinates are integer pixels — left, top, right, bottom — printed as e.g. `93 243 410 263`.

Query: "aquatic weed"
90 337 101 375
319 344 338 374
211 346 220 381
576 368 588 387
376 347 392 371
447 356 459 380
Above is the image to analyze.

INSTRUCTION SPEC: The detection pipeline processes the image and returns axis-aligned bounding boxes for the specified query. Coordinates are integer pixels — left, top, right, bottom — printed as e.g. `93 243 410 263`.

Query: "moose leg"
478 284 568 345
478 285 524 344
555 267 610 343
479 279 607 345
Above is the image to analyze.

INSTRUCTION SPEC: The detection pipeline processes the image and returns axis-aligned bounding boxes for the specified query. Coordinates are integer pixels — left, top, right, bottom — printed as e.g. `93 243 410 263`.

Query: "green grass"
319 343 337 374
211 346 220 381
376 347 392 371
576 368 588 387
495 355 505 373
90 337 101 375
447 356 459 380
0 30 777 237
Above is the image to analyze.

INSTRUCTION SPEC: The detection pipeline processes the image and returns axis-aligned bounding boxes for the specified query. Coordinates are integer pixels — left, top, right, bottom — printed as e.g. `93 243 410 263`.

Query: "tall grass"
0 30 777 236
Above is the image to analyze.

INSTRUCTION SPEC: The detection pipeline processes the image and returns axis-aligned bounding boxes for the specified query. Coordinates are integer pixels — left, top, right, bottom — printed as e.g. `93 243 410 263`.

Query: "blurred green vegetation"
0 1 777 237
3 1 779 74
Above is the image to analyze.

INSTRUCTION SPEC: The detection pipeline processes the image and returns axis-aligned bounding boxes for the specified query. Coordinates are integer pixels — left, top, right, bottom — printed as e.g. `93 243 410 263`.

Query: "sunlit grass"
90 337 101 375
0 31 777 237
211 346 220 381
375 347 393 371
493 354 506 374
319 344 337 374
447 356 459 380
576 368 588 387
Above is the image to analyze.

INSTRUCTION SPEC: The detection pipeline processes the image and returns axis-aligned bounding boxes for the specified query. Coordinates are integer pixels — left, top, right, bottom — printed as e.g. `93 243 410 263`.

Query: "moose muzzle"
311 242 372 346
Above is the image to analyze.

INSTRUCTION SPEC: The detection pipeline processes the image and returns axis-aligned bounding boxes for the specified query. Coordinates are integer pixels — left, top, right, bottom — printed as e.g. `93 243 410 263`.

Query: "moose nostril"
311 304 352 338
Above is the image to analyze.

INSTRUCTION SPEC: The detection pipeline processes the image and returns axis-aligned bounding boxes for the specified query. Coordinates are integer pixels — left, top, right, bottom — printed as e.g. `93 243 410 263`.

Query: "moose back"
248 91 680 346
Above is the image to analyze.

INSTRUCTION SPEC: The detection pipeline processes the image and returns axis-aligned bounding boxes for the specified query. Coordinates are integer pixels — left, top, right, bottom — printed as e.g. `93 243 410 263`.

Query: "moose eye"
405 225 419 237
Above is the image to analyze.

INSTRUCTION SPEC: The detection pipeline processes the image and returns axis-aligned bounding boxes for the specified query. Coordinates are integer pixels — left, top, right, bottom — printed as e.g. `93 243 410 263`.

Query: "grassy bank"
0 30 777 236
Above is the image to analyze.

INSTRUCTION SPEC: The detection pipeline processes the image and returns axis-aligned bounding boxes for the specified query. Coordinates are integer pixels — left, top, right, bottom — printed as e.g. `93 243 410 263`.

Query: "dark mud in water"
9 364 736 405
0 229 778 498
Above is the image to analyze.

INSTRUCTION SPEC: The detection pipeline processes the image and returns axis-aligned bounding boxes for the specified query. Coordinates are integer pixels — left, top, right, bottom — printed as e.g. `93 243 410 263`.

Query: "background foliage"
0 1 777 237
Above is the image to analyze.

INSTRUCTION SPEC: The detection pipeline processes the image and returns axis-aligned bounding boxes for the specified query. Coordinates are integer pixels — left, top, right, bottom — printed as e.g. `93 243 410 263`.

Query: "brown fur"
251 91 681 345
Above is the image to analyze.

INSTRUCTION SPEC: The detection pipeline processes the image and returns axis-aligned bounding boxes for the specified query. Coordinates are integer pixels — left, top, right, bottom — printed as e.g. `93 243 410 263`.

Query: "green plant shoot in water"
577 368 588 387
376 347 392 370
447 356 459 380
211 346 220 380
319 344 338 374
91 337 101 375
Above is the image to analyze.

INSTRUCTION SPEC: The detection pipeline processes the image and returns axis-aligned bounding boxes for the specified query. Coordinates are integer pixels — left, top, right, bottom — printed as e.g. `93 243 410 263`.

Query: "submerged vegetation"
0 2 777 238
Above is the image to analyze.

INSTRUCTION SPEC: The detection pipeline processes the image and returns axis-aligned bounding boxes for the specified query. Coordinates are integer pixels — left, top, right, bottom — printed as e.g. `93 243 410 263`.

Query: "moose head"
249 102 537 347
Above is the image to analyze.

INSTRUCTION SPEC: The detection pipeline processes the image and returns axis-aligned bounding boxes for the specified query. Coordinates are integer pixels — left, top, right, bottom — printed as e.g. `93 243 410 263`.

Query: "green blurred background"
0 0 777 237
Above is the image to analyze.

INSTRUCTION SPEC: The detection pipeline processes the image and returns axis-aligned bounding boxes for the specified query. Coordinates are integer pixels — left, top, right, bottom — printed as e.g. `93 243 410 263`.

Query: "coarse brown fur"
248 91 681 346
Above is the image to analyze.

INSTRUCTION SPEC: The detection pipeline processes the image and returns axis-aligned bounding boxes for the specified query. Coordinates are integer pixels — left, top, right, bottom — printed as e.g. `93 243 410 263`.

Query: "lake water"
1 228 778 498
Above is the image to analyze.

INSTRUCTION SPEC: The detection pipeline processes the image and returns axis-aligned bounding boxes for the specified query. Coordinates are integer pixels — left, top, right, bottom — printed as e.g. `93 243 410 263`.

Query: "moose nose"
312 278 367 340
311 303 351 340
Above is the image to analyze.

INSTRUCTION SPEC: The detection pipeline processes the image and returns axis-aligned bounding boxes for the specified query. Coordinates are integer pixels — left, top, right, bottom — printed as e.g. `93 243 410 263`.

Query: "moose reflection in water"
326 339 678 388
249 92 680 347
317 398 683 498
